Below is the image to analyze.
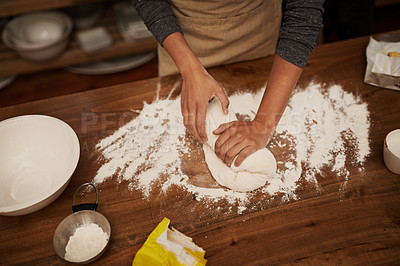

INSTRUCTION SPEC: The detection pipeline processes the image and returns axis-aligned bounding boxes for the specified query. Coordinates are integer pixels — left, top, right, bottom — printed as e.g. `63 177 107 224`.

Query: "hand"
213 118 274 167
212 54 303 167
161 33 229 143
181 69 229 144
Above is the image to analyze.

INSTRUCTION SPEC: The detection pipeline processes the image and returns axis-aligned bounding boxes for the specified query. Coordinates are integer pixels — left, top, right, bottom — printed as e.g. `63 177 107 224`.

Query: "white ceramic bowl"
2 11 72 61
0 115 80 216
384 129 400 174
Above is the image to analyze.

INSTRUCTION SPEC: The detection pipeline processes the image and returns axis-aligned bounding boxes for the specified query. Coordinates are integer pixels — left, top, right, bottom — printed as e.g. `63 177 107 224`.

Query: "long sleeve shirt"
131 0 324 68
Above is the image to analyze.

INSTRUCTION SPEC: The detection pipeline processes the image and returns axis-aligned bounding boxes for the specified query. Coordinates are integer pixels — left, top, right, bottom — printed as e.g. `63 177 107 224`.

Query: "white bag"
364 37 400 91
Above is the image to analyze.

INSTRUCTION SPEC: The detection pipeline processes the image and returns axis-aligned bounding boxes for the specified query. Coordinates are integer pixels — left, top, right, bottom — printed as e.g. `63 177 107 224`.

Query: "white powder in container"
64 223 109 263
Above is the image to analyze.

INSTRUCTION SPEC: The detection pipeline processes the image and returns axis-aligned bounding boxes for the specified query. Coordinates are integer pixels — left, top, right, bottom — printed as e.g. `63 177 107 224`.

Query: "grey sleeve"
276 0 325 68
131 0 182 46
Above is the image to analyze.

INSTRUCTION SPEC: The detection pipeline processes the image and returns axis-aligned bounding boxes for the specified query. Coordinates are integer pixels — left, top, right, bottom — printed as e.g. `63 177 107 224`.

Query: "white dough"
203 97 277 192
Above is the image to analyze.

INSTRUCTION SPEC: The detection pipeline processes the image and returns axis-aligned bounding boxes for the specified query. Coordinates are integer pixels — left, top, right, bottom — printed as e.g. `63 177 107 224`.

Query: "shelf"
0 0 110 17
0 2 158 77
0 38 157 77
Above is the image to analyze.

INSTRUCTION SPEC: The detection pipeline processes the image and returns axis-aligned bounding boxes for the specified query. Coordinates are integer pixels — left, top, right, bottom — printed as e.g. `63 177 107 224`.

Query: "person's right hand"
181 68 229 144
161 32 229 143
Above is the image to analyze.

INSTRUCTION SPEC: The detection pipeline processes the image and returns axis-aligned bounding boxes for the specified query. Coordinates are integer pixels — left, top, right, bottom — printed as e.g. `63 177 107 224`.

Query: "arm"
132 0 229 144
214 55 302 167
214 0 325 167
131 0 182 45
163 33 229 143
276 0 325 68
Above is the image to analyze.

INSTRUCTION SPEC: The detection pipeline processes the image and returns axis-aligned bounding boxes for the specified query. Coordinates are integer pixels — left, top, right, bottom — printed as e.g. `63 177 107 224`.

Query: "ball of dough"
203 97 277 192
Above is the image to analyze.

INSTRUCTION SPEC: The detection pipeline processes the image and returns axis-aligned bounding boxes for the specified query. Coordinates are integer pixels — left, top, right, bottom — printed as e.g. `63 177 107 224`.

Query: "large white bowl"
0 115 80 216
2 11 72 61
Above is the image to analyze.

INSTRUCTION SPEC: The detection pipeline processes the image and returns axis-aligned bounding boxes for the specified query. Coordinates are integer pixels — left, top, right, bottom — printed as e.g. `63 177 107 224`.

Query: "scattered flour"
64 223 109 262
92 82 370 212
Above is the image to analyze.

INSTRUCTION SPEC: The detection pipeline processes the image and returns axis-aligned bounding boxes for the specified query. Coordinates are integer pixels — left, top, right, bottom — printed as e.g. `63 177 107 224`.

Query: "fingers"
213 121 258 167
213 121 236 135
196 104 208 143
215 135 251 167
216 137 255 167
180 74 228 144
181 95 203 143
224 142 250 167
233 146 255 167
182 98 208 144
214 122 237 150
214 124 242 166
183 113 203 144
215 88 230 115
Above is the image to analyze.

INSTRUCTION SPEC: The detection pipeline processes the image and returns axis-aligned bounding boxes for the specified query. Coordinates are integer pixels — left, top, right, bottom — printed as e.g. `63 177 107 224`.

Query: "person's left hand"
213 118 274 167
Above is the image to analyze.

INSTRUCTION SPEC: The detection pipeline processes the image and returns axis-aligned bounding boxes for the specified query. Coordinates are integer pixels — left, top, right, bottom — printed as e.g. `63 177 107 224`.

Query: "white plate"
66 51 156 75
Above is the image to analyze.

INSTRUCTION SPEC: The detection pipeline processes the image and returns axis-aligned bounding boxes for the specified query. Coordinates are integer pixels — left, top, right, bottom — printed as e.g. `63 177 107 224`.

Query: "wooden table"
1 31 400 265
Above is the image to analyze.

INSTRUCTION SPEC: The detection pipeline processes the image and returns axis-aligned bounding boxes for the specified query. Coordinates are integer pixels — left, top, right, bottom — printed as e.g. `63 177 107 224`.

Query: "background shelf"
0 0 111 17
0 1 157 77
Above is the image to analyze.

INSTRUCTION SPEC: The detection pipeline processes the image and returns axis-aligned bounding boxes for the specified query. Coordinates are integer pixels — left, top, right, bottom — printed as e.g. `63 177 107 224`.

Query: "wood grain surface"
0 31 400 265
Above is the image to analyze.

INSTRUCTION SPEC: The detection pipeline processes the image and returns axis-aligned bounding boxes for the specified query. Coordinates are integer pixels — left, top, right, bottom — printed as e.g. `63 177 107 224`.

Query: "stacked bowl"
2 11 72 61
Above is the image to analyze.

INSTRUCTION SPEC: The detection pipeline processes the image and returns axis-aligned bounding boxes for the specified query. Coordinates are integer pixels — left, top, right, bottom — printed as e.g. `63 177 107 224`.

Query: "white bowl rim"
385 129 400 158
0 115 80 214
1 11 72 51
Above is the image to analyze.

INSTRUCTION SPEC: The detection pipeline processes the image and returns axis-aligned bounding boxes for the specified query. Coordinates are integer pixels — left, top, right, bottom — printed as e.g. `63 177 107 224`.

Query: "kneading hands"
163 32 302 167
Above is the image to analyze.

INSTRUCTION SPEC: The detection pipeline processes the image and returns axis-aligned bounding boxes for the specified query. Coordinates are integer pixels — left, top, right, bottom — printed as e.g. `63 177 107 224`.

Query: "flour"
64 223 109 262
92 82 370 212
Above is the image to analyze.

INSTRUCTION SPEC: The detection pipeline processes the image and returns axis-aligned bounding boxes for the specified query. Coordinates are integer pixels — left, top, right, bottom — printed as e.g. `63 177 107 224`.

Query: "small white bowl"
0 115 80 216
6 39 70 61
384 129 400 174
2 11 72 61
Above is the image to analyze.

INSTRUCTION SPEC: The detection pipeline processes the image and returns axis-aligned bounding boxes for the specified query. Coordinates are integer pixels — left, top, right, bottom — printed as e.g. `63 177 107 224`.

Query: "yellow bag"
133 218 207 266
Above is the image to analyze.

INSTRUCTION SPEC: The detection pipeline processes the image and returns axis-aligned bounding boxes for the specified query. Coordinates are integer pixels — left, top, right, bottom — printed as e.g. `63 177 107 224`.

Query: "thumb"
215 89 229 115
